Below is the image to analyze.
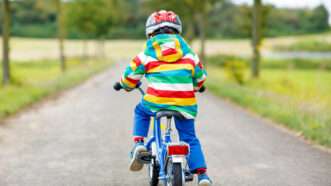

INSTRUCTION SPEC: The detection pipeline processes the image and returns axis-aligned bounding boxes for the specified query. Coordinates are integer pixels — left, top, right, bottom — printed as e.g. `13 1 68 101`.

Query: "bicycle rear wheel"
167 162 183 186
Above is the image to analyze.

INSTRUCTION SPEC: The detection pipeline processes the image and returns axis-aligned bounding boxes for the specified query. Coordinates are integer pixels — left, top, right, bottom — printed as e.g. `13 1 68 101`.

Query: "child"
119 10 212 185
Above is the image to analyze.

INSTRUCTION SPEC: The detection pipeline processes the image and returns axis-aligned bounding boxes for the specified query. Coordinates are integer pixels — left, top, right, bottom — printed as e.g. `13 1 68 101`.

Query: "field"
274 39 331 52
1 32 330 62
0 59 112 119
0 38 144 61
207 64 331 147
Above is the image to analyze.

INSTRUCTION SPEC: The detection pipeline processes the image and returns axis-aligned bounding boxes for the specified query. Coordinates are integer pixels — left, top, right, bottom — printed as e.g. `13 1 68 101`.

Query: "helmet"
145 10 182 37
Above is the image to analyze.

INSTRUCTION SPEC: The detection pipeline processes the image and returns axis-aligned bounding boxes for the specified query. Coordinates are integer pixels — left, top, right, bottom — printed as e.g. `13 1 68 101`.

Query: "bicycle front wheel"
148 157 159 186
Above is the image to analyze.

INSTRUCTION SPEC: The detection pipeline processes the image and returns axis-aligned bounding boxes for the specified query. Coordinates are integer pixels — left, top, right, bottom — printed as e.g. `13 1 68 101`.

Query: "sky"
232 0 331 24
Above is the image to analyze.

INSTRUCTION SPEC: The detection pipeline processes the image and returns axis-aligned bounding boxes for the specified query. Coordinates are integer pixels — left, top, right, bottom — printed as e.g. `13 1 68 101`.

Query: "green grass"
208 54 331 70
274 39 331 52
0 59 112 119
207 65 331 148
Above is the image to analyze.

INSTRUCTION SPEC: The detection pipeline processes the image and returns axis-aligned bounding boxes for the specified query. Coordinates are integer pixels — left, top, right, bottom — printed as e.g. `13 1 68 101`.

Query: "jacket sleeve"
120 53 146 90
192 54 207 91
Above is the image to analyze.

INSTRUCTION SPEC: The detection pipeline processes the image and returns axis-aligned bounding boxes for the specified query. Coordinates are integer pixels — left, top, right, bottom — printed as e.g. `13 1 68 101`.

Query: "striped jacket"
120 34 207 119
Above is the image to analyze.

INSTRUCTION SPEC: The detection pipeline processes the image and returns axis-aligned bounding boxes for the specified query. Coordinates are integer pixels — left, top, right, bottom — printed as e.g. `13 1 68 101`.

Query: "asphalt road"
0 62 330 186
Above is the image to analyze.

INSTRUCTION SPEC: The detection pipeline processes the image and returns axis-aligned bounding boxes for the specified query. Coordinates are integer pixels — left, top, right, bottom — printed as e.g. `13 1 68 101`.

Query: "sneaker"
198 173 212 186
129 142 148 171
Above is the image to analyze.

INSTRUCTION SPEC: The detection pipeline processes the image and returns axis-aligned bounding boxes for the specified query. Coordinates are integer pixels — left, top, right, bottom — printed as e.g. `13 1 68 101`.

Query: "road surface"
0 63 330 186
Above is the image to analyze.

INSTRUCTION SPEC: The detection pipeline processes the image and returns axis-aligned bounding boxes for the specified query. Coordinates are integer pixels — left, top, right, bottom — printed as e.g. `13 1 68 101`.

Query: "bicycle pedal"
184 170 194 182
137 151 152 164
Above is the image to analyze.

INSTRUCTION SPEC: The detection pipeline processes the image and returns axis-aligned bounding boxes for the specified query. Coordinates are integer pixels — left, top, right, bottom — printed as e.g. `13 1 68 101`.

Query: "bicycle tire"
148 158 159 186
168 162 183 186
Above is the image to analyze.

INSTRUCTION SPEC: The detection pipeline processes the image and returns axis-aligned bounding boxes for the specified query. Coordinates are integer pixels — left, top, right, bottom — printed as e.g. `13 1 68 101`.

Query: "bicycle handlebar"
113 82 142 91
198 85 206 93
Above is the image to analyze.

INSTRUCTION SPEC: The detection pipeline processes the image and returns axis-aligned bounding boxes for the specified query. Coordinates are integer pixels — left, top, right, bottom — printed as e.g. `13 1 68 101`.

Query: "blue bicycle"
114 82 204 186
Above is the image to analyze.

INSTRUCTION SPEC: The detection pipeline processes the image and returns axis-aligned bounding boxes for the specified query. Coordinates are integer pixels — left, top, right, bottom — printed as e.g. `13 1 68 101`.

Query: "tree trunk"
82 39 88 61
196 13 207 68
2 0 11 85
97 38 106 60
56 0 66 72
185 21 195 45
251 0 262 78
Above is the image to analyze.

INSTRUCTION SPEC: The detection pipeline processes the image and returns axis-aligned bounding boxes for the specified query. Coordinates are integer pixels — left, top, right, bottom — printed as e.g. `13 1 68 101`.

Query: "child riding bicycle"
119 10 212 185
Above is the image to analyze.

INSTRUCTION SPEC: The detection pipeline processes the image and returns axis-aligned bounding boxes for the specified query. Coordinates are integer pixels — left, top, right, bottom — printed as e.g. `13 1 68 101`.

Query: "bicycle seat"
156 110 185 120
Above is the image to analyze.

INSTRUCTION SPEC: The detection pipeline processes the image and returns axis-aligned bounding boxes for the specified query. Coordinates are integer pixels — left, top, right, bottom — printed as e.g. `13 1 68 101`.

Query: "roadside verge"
0 58 112 120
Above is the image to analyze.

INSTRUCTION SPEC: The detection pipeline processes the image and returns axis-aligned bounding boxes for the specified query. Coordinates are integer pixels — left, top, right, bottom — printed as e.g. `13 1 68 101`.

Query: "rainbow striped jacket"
120 34 207 119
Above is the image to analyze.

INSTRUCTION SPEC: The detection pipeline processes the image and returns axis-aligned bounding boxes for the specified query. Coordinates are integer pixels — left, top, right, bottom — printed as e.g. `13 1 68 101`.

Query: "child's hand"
124 88 134 92
194 86 206 93
113 82 133 92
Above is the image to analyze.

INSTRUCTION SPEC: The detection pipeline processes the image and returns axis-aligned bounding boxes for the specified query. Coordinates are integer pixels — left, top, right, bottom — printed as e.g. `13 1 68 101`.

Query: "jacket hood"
144 34 192 63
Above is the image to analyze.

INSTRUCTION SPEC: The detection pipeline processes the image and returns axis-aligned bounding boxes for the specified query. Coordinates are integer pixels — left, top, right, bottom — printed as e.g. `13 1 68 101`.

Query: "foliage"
0 59 112 119
274 39 331 52
0 0 329 39
209 1 329 38
207 66 331 147
11 22 56 38
66 0 135 39
265 4 329 36
8 0 57 37
66 0 105 38
224 60 248 85
208 55 247 66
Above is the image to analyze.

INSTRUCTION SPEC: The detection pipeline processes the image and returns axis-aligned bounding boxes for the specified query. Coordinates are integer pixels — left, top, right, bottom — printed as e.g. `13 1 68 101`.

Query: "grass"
273 39 331 52
0 59 112 119
206 63 331 148
208 54 331 70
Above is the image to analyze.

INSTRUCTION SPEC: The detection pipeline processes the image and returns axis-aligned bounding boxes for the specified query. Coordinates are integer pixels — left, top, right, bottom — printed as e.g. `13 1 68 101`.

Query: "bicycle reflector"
167 143 189 156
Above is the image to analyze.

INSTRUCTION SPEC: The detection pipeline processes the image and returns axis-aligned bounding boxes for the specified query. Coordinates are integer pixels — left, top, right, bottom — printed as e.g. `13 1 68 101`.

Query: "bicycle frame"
145 114 168 180
135 87 170 178
136 86 189 184
114 82 197 184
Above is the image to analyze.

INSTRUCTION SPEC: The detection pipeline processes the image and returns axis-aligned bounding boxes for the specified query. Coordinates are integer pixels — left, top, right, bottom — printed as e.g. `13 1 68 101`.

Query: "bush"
12 23 57 38
224 60 248 85
208 55 249 67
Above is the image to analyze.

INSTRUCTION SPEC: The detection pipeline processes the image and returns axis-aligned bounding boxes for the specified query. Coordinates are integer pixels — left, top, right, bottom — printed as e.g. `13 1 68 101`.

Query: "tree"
66 0 126 59
66 0 96 59
2 0 11 85
94 0 125 59
36 0 66 71
55 0 66 71
251 0 262 78
310 5 329 31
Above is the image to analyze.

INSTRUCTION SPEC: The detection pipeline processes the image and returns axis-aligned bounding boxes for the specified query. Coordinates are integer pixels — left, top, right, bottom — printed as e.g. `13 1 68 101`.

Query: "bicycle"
114 82 205 186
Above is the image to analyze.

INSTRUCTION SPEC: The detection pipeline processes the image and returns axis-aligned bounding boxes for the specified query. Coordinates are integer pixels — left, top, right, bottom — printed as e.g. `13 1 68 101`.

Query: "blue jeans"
133 103 207 172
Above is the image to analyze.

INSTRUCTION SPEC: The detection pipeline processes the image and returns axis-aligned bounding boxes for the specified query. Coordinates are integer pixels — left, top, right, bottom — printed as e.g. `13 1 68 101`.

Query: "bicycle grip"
113 82 122 91
136 81 142 88
198 86 206 93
